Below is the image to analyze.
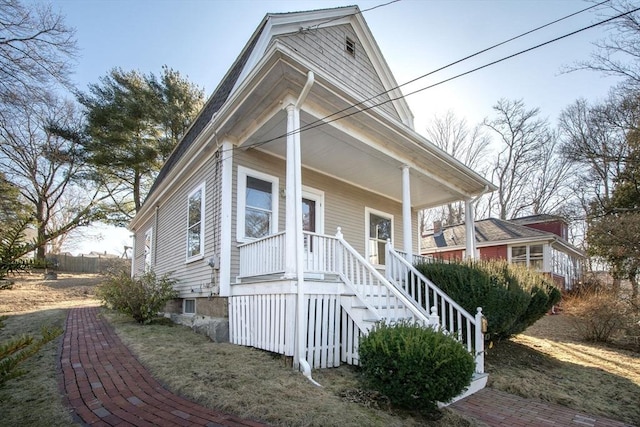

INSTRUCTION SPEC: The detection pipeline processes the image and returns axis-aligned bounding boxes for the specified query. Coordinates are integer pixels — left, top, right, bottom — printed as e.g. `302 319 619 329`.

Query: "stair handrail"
387 245 476 322
386 244 485 373
334 228 432 325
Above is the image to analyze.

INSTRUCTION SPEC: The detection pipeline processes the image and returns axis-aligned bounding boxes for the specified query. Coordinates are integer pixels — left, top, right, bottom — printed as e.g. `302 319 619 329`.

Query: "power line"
250 0 623 149
306 0 403 31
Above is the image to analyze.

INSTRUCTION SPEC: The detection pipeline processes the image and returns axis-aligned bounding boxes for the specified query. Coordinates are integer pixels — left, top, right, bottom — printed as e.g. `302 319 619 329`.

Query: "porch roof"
218 44 495 210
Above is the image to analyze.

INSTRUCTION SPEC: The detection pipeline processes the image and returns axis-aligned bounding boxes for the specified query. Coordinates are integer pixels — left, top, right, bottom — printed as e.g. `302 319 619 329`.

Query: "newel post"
474 307 486 374
335 227 344 273
385 238 392 280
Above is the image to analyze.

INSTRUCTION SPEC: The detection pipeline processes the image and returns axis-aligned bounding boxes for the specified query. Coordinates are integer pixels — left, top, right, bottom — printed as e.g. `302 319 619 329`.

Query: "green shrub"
97 269 178 324
358 321 475 412
415 260 561 340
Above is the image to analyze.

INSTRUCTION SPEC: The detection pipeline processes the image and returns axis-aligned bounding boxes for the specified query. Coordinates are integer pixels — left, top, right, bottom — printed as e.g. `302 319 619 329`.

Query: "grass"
105 311 475 426
0 309 78 427
486 315 640 425
0 273 638 426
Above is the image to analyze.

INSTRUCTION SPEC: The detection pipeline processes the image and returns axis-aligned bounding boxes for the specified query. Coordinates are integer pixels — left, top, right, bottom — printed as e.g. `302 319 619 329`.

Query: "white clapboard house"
129 6 495 396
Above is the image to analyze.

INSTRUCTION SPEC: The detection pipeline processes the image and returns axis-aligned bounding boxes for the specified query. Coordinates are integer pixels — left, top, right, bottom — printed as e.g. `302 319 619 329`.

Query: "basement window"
345 36 356 57
183 299 196 315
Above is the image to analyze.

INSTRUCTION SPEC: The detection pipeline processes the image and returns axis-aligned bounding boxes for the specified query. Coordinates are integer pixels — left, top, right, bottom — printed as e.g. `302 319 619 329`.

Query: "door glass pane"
302 198 316 233
369 213 391 265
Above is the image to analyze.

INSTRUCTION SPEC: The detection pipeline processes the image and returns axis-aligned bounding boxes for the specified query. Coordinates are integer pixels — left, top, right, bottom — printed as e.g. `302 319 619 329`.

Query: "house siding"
133 216 154 275
523 221 566 239
230 148 418 282
273 24 401 122
133 147 223 298
480 245 508 261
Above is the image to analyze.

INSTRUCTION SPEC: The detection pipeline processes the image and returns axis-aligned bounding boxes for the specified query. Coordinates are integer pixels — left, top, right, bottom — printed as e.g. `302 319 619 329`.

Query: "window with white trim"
186 183 205 261
183 299 196 315
366 208 393 266
237 166 279 242
144 227 153 272
510 244 544 271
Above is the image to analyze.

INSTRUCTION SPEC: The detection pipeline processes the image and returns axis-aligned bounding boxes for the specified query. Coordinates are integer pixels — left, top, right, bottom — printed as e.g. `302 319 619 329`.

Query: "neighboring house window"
144 227 152 272
187 183 205 261
237 166 279 242
183 299 196 315
510 244 544 270
366 208 393 265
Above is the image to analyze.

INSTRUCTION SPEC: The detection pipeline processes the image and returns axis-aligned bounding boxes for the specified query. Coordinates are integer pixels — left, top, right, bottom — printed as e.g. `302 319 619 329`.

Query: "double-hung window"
144 227 153 272
510 244 544 271
237 166 279 242
186 183 205 261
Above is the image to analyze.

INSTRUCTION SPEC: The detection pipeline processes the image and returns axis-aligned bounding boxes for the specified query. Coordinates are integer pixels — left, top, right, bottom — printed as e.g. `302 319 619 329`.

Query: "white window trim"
186 183 206 263
236 166 279 243
144 227 153 272
365 207 394 267
508 243 546 270
183 298 196 315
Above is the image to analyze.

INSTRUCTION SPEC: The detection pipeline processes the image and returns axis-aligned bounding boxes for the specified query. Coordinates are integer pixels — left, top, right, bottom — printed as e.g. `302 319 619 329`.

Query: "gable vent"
345 36 356 57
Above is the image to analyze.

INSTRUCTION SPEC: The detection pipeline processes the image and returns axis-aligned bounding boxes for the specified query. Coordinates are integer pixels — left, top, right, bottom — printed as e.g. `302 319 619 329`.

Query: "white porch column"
284 104 297 278
402 165 413 260
465 198 477 259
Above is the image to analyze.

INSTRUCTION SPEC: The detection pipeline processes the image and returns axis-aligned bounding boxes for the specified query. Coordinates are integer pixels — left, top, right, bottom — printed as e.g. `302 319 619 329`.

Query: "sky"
47 0 627 255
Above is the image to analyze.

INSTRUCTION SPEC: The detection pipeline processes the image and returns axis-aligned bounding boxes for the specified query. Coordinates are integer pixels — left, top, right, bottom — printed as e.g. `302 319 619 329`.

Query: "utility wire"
306 0 403 31
250 0 620 149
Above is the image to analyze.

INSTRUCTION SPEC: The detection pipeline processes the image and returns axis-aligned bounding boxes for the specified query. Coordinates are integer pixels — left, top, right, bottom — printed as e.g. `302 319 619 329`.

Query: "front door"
302 188 324 275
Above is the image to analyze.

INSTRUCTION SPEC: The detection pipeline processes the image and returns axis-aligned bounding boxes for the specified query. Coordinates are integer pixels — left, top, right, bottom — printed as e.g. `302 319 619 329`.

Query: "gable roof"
145 5 413 202
422 217 584 258
423 218 553 250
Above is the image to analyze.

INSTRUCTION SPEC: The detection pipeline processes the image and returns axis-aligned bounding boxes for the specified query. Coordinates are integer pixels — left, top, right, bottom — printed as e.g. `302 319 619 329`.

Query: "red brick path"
451 388 635 427
59 307 267 427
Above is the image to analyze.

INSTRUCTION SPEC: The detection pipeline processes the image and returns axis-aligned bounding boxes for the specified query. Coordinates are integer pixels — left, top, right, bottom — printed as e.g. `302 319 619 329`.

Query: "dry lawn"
107 311 475 427
1 273 639 426
486 314 640 425
0 271 105 427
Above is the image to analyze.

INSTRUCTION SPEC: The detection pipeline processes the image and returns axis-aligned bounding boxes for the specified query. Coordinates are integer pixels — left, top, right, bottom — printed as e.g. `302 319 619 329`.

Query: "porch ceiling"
243 111 463 208
215 49 492 209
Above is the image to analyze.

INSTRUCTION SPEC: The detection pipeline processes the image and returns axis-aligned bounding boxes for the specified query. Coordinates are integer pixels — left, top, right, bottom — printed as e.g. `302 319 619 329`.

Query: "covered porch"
217 60 492 384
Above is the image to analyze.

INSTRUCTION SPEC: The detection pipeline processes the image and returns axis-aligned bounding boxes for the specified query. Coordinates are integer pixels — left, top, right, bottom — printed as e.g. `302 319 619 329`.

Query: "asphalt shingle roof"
421 217 556 250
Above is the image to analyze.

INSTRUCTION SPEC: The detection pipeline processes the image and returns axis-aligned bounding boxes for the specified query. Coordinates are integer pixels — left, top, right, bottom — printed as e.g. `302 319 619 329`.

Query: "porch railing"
334 228 434 326
237 230 435 326
394 249 438 266
386 244 485 374
238 232 286 278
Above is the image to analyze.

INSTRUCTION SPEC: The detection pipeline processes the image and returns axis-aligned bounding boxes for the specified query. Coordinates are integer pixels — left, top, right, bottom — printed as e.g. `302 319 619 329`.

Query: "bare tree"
568 0 640 90
421 111 491 233
559 96 630 208
483 99 555 219
0 0 76 110
529 132 576 215
0 94 104 260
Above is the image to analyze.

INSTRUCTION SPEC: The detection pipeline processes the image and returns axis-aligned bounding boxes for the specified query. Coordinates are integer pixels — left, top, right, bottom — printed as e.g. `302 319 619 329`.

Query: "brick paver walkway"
59 307 267 427
451 388 635 427
60 306 635 427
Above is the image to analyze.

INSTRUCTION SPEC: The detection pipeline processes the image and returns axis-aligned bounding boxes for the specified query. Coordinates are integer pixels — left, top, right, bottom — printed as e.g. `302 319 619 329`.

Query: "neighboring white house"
129 6 495 393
